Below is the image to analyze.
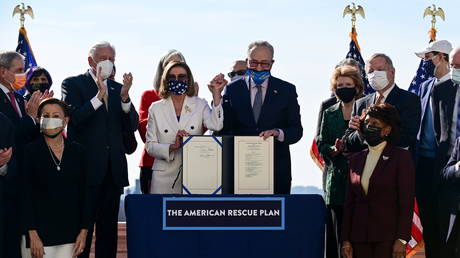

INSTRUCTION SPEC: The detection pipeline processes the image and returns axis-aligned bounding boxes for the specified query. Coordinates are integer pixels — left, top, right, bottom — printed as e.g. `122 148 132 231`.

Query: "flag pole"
423 4 445 42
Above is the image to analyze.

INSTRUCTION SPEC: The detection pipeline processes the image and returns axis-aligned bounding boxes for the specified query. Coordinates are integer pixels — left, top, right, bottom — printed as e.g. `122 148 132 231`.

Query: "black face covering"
335 88 356 103
362 124 385 147
42 129 63 139
30 83 51 93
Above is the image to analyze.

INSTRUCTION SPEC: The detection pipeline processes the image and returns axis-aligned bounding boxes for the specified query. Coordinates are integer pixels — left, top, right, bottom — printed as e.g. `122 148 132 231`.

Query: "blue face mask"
422 59 435 77
168 80 188 95
246 69 271 85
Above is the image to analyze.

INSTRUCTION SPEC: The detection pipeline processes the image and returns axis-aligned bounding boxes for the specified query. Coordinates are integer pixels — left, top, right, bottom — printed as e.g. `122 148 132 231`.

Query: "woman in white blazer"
145 61 227 194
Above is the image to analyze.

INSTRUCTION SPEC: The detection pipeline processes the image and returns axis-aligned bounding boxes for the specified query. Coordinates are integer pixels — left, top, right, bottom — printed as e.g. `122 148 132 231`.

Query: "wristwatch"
397 239 407 245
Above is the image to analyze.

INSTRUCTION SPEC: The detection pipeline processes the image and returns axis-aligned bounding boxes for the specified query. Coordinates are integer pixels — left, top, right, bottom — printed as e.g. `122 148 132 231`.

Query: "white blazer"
145 96 223 194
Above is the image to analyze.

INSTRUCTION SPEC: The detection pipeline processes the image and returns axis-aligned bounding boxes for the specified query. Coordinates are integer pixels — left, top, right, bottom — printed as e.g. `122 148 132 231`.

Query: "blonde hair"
330 66 364 97
158 61 195 99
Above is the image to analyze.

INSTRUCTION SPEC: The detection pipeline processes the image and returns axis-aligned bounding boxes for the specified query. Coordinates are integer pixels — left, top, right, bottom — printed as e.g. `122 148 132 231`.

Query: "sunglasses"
227 70 246 78
167 74 188 81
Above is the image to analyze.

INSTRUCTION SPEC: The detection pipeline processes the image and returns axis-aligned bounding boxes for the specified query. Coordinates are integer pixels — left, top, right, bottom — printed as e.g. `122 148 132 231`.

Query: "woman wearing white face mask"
21 98 91 258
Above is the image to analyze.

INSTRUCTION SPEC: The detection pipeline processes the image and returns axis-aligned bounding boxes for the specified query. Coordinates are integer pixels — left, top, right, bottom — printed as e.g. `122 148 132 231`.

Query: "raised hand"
0 148 12 166
25 90 42 119
208 73 227 106
121 72 133 102
96 66 107 101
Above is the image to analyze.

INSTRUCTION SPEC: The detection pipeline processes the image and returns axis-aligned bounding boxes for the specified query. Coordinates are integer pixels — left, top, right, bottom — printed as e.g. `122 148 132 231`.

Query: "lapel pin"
273 90 278 94
185 105 191 113
110 87 114 90
382 156 389 160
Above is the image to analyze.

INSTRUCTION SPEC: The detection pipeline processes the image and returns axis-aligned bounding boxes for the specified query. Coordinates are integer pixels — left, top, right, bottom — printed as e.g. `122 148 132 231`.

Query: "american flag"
345 37 373 94
15 27 37 95
408 59 434 94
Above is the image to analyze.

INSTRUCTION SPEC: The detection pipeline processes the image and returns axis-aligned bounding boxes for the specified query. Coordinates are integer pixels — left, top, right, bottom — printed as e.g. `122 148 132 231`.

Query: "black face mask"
362 124 385 147
30 83 51 93
335 88 356 103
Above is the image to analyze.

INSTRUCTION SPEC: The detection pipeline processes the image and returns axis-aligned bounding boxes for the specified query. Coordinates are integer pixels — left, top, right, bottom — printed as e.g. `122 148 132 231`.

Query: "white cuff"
455 163 460 172
276 129 285 142
121 101 132 113
0 164 7 176
91 96 103 110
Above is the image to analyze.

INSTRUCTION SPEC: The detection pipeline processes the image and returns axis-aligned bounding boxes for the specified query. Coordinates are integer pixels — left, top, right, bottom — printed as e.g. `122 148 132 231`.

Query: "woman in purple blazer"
341 104 415 258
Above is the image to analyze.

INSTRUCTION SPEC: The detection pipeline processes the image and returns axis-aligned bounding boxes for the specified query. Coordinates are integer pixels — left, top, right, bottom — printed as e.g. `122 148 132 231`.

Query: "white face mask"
40 117 63 130
450 68 460 85
231 75 245 82
96 60 114 80
368 70 389 91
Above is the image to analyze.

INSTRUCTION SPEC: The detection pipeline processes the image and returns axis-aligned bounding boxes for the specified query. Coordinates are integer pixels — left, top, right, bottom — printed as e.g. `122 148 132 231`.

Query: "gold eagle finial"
12 3 34 28
343 3 365 30
423 4 445 30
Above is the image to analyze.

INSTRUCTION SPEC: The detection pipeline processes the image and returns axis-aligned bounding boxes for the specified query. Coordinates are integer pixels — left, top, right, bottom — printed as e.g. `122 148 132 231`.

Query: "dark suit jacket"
61 71 139 187
0 89 39 192
341 143 415 242
219 76 303 194
344 85 421 153
315 96 338 139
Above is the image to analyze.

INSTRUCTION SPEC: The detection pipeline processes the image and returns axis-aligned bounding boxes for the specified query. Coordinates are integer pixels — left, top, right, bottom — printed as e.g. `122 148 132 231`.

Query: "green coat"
318 102 349 206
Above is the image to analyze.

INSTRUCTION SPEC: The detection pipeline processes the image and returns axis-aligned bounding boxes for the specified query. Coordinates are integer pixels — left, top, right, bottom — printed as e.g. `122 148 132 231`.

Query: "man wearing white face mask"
344 53 421 154
61 41 139 258
413 39 453 258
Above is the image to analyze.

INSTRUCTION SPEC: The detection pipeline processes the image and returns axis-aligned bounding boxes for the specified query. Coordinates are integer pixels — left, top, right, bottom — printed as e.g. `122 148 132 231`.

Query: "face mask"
451 68 460 85
368 71 389 91
246 69 270 85
96 60 114 80
11 73 26 90
231 75 245 82
29 83 51 93
168 80 188 95
40 117 64 138
422 59 435 77
335 87 356 103
362 124 385 147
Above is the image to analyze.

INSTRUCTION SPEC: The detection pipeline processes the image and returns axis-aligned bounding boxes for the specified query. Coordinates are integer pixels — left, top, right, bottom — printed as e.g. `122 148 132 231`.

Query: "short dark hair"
158 61 195 99
38 98 70 117
431 51 449 62
364 103 401 144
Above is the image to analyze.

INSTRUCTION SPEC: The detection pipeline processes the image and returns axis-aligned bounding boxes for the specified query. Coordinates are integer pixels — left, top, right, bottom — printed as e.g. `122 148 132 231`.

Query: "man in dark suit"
61 41 138 258
344 53 421 153
434 46 460 257
0 51 43 258
414 40 453 258
0 112 14 258
217 40 303 194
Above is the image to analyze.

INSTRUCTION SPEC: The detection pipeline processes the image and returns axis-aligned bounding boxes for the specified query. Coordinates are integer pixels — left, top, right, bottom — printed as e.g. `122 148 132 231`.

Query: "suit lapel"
238 79 254 124
355 150 368 197
385 85 399 106
165 97 179 132
257 77 278 125
107 80 118 113
178 96 197 130
0 90 20 119
367 143 392 196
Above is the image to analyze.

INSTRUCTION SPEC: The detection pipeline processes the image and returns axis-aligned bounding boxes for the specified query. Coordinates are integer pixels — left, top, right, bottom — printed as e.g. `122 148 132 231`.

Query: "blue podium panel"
125 194 326 258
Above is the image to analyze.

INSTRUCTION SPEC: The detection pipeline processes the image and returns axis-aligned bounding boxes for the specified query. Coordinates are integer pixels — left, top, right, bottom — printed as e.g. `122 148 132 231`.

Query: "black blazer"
219 76 303 194
344 85 421 153
22 137 91 247
0 112 14 183
61 71 139 187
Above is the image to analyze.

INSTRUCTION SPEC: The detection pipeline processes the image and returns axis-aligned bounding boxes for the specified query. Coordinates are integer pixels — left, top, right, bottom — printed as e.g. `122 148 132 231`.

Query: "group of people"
317 40 460 257
0 40 303 258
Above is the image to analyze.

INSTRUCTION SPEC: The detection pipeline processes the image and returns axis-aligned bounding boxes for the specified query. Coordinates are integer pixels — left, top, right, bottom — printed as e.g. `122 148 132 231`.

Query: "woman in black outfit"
21 98 90 258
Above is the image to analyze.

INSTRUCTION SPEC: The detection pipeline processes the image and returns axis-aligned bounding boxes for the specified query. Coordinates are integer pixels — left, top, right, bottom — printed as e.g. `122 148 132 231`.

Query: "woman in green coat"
318 65 364 258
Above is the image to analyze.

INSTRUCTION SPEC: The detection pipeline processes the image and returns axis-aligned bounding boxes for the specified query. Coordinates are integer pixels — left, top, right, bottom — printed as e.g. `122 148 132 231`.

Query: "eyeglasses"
227 70 246 78
167 74 188 82
248 60 272 69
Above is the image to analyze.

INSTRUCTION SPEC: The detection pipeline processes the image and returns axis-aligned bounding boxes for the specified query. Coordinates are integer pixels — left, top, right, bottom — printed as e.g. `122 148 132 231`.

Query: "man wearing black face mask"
217 40 303 194
414 39 453 258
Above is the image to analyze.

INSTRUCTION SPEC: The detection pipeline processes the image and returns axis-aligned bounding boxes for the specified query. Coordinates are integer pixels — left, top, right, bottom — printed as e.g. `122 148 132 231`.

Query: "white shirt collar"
435 72 451 85
377 83 396 100
88 69 107 85
0 83 12 95
244 76 269 89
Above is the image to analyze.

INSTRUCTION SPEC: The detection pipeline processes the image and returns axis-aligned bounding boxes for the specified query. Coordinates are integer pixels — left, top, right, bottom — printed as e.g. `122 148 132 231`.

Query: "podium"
125 194 326 258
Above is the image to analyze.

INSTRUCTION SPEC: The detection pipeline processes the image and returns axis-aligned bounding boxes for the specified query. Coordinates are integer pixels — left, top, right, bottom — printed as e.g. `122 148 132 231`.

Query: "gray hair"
153 49 186 91
335 58 361 69
367 53 394 70
0 51 24 69
247 40 274 59
88 41 116 59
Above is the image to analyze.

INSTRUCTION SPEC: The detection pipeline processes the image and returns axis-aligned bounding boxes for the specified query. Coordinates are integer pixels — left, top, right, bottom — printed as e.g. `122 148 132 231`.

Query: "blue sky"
1 0 459 189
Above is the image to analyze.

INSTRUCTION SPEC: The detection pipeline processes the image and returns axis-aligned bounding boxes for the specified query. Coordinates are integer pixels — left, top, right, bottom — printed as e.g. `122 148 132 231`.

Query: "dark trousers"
79 172 122 258
352 241 393 258
416 155 441 257
139 166 152 194
0 179 4 258
325 205 343 258
2 192 22 258
442 216 460 258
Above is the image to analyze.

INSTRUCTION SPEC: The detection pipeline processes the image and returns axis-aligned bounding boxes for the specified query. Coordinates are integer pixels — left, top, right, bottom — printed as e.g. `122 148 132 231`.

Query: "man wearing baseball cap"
415 39 453 258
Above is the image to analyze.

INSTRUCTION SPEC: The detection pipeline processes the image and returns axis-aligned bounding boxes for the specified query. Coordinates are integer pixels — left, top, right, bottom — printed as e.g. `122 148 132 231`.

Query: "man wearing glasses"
227 60 247 82
218 40 303 194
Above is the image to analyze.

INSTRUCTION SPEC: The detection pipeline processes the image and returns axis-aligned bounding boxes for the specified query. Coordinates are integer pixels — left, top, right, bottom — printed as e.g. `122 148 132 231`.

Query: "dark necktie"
7 92 21 117
253 84 263 122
